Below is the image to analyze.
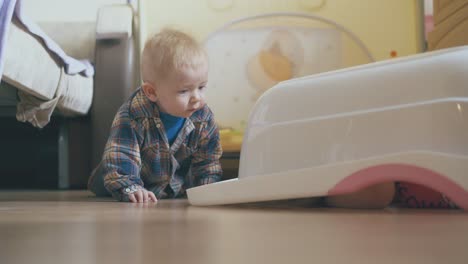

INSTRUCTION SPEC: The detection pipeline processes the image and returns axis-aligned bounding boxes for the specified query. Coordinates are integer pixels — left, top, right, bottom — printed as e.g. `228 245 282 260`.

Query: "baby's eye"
198 86 206 90
178 90 188 94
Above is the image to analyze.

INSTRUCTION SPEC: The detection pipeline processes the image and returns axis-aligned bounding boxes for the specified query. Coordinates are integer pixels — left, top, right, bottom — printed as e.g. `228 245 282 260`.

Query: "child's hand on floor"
128 189 158 203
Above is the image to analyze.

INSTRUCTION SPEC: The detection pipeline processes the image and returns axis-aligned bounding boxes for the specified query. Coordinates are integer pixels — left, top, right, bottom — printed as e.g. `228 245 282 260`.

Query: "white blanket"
1 0 94 128
0 0 94 77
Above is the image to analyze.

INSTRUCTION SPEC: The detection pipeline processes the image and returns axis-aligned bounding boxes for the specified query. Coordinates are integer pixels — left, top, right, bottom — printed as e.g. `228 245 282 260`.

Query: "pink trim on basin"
328 164 468 210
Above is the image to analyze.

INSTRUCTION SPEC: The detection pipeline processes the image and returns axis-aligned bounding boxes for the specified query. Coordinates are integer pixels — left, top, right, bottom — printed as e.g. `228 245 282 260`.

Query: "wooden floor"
0 191 467 264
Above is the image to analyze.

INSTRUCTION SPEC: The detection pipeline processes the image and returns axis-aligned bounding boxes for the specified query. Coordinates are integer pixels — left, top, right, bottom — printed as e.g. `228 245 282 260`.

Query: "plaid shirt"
89 87 223 201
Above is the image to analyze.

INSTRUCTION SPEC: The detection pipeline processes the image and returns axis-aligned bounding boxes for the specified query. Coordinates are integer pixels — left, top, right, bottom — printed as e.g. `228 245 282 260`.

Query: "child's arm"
191 112 223 185
101 111 153 202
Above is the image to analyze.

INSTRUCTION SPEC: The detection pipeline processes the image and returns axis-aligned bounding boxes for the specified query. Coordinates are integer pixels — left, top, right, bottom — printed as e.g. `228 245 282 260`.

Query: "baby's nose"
191 91 202 102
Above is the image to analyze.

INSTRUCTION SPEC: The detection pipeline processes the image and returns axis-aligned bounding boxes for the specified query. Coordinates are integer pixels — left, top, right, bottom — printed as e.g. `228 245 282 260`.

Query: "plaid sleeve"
102 111 144 201
191 112 223 186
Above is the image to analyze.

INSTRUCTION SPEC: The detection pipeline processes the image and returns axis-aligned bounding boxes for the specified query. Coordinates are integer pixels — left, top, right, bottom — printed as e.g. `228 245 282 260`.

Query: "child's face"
155 64 208 118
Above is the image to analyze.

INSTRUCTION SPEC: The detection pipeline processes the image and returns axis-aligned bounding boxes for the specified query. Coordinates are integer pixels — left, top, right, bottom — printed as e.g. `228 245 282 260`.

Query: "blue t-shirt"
159 111 185 145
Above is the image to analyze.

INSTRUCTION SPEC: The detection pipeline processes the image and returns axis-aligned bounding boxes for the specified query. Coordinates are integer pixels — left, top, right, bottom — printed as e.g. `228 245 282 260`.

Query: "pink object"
329 164 467 210
395 182 457 209
425 15 434 39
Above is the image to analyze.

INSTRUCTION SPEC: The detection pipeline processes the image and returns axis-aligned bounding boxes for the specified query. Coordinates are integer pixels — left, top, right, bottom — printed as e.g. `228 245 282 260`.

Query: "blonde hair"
141 28 207 83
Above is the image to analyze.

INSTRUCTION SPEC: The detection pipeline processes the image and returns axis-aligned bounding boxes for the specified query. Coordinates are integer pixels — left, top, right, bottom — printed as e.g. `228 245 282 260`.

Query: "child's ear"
142 82 158 102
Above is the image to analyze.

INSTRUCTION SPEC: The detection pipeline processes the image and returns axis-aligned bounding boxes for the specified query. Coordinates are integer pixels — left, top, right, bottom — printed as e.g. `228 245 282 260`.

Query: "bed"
0 3 138 188
2 18 93 124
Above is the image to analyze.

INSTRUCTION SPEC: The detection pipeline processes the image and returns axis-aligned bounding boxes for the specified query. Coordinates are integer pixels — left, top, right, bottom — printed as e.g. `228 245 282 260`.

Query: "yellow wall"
141 0 424 61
